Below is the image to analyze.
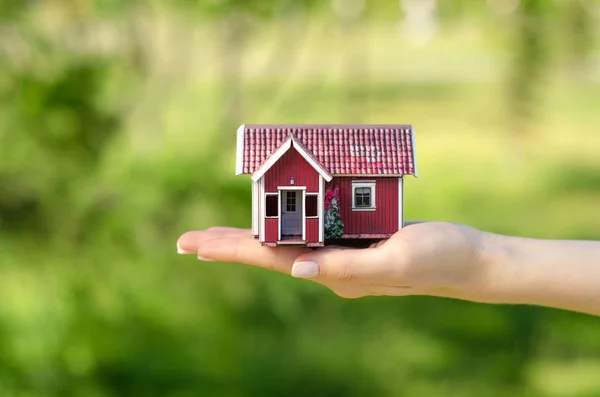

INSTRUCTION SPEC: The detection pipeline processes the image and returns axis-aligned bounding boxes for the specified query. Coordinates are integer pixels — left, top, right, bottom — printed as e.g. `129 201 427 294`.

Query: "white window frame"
305 193 319 219
265 193 279 218
352 181 376 211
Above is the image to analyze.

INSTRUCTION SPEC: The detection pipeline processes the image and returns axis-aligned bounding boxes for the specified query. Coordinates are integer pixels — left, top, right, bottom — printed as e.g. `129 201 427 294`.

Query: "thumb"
291 246 391 283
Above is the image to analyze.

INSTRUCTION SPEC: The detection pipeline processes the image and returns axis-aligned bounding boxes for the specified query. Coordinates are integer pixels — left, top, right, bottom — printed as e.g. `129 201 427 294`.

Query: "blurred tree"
332 0 368 123
0 1 143 241
565 0 594 80
0 58 120 238
506 0 549 166
174 0 322 142
174 0 279 138
0 0 28 21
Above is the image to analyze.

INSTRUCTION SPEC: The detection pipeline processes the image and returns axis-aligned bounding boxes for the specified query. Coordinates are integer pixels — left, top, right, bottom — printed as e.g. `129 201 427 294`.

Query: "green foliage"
0 48 122 238
172 0 322 18
324 187 344 239
507 0 550 129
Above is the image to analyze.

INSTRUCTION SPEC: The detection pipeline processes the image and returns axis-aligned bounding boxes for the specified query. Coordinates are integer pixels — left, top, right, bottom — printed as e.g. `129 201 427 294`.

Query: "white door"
281 190 302 236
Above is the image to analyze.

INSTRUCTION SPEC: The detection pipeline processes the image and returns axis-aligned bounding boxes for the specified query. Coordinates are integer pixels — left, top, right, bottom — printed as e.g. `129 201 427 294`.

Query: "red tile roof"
238 124 417 176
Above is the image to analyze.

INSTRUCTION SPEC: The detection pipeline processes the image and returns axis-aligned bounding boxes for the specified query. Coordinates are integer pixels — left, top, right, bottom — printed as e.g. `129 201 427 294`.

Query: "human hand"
176 222 493 301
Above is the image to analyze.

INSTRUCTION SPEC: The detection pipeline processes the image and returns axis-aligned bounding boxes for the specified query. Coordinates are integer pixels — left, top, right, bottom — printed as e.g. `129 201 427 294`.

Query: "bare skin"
177 222 600 316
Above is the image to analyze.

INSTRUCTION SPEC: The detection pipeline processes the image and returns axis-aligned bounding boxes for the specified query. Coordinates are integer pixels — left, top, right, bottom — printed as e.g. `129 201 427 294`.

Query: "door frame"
277 186 306 241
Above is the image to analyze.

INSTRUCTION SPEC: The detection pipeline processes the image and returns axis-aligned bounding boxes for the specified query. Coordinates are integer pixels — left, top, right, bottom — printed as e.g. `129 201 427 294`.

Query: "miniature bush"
324 187 344 239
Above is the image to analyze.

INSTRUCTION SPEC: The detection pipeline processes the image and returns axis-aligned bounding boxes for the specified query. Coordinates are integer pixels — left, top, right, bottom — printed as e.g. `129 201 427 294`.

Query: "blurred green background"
1 0 600 396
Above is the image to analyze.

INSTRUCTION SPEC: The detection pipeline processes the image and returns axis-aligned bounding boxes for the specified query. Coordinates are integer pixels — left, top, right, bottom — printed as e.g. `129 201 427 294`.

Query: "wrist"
463 230 519 304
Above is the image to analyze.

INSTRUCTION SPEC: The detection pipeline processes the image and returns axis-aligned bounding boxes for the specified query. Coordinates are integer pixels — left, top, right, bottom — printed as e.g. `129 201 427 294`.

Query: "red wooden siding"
306 218 319 242
264 148 319 193
265 218 278 242
261 146 322 244
328 177 399 236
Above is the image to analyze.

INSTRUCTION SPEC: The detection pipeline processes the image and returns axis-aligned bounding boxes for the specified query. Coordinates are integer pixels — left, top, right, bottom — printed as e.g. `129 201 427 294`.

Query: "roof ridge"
245 123 413 129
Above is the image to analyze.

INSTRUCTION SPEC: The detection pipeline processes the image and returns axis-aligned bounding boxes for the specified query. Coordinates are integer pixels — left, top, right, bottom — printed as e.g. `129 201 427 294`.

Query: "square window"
306 195 318 217
354 187 371 207
266 195 278 217
352 181 376 210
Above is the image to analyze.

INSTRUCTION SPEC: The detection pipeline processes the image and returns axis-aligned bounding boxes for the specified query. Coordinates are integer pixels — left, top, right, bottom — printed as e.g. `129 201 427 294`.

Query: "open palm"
177 222 489 301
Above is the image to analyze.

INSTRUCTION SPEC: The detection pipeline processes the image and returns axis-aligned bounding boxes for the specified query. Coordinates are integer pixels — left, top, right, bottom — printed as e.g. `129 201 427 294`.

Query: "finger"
321 281 414 299
313 245 355 250
177 228 251 254
403 221 425 227
290 246 396 284
194 233 312 274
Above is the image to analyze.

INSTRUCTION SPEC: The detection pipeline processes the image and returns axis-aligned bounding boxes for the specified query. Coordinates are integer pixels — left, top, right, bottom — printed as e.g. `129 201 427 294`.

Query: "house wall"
265 218 278 242
264 148 319 193
306 218 319 242
328 177 399 237
262 147 321 244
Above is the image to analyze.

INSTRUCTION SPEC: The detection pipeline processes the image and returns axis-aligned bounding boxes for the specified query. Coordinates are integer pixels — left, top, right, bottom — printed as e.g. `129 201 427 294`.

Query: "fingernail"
291 261 319 278
198 256 215 261
177 243 195 254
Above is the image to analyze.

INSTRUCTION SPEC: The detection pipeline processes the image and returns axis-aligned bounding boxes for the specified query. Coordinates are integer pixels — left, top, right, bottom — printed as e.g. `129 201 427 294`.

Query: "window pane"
266 195 278 217
286 192 296 211
306 195 318 217
354 187 371 207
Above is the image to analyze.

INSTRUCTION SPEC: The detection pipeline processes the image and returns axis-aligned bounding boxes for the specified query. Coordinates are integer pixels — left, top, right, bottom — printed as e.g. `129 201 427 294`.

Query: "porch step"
276 240 306 245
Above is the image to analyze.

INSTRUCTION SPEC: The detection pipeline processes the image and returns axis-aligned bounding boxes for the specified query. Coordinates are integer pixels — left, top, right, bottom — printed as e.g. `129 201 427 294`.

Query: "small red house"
236 124 417 247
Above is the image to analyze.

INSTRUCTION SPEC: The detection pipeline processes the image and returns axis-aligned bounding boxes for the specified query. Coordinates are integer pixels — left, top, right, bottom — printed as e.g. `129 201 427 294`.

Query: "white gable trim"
251 137 292 182
235 124 245 175
251 137 333 182
290 136 333 182
410 125 418 178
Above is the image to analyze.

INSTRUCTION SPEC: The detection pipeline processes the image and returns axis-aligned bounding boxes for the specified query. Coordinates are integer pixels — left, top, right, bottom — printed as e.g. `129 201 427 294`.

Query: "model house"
236 124 417 247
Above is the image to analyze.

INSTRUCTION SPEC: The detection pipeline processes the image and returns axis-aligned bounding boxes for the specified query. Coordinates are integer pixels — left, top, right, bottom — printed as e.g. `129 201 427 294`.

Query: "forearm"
476 232 600 315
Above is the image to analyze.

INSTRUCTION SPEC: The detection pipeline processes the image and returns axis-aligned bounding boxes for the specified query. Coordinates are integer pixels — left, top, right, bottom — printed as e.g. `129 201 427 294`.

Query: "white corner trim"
252 180 258 235
259 176 265 242
277 189 282 241
351 180 376 210
251 137 292 182
302 190 306 240
318 176 324 242
290 137 333 182
236 124 245 175
410 125 418 178
398 177 404 229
